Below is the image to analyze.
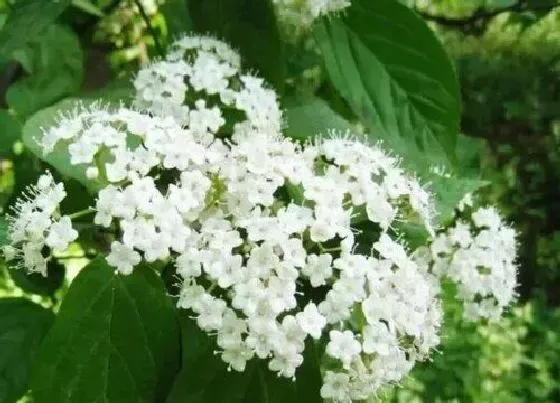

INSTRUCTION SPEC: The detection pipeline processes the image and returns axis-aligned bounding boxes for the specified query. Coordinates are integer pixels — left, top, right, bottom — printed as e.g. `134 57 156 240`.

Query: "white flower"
4 172 76 275
107 241 141 275
422 203 518 321
362 322 396 356
15 33 461 401
134 35 282 136
45 216 78 250
302 254 333 287
320 371 352 402
296 303 326 339
326 330 361 367
175 248 203 279
221 344 254 372
472 206 502 231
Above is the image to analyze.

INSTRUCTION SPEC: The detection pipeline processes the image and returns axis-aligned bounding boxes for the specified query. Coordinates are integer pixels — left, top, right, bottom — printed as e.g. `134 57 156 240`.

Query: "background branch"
133 0 165 57
417 0 559 31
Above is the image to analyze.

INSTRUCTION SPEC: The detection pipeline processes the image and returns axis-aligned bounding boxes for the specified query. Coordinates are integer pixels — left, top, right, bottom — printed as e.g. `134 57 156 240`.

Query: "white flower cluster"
415 203 518 322
134 34 281 137
174 135 440 395
31 34 498 402
3 172 78 275
273 0 351 29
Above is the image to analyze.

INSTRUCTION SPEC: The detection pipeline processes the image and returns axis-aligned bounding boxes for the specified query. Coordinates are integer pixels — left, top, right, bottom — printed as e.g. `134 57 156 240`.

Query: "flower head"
134 35 282 137
3 172 77 275
415 204 518 321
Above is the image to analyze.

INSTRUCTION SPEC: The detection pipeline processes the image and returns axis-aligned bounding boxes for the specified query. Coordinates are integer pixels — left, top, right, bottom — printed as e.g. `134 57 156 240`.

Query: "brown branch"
417 1 559 30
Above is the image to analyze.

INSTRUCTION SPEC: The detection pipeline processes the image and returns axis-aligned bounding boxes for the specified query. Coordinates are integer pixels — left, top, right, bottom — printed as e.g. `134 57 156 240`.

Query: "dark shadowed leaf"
31 258 180 403
160 0 193 39
187 0 285 93
166 314 322 403
8 260 65 298
0 298 54 403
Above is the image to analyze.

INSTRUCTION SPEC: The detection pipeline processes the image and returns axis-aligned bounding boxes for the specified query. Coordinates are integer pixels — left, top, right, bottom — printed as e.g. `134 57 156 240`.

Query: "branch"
134 0 165 58
417 1 559 30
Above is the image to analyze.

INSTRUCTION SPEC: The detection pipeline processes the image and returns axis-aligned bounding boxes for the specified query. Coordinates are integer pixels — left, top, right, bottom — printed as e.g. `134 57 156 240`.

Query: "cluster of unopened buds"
2 35 517 402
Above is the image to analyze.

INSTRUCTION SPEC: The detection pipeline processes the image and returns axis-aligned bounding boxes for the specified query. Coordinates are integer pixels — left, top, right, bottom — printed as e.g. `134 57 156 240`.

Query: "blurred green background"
1 1 560 402
387 1 560 401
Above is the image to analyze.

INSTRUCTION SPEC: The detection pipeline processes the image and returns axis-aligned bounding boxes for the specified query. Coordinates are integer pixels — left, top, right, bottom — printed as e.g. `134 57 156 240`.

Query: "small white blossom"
296 303 326 339
45 216 78 250
107 241 141 275
326 330 361 367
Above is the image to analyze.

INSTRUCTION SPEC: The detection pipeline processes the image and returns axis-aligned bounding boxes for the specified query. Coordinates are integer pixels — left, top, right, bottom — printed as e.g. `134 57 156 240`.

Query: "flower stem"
318 243 342 253
68 208 95 220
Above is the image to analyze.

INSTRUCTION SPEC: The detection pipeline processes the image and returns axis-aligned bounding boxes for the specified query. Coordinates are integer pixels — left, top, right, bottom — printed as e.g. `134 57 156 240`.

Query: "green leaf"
0 109 20 156
295 338 323 403
167 315 322 403
455 134 487 177
6 25 83 118
0 298 54 403
81 75 135 105
429 174 488 226
22 98 102 192
0 0 72 57
313 0 461 173
0 218 8 247
160 0 193 39
187 0 285 93
71 0 104 17
31 258 180 403
8 261 65 297
393 222 431 251
284 95 353 141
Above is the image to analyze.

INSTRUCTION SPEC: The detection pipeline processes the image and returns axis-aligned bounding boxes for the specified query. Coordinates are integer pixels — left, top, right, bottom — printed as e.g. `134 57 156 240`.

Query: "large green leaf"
6 25 83 118
0 0 72 57
313 0 461 172
0 298 54 403
284 95 353 141
31 258 180 403
167 315 322 403
187 0 285 93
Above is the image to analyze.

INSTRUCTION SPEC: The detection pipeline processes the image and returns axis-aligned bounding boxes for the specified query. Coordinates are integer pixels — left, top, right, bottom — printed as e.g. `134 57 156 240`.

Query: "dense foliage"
0 0 557 402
